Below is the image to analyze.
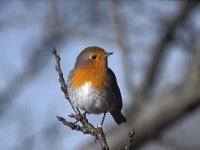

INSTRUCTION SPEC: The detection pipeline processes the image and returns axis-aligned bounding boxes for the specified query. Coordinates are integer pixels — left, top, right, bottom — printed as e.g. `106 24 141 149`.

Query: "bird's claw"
69 113 87 123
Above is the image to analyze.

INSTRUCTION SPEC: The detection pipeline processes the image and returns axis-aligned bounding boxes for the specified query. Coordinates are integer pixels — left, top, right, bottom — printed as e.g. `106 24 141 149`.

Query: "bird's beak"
105 52 114 57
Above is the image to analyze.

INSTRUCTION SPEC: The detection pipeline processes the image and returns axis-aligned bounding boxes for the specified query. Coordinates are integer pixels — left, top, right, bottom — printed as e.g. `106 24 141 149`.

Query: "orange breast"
71 66 107 91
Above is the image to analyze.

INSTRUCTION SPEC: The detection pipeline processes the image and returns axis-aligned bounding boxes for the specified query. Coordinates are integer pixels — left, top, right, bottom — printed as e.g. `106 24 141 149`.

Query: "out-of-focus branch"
52 48 109 150
185 37 200 88
110 0 135 95
160 136 200 150
1 30 68 112
83 86 200 150
0 2 67 115
131 88 200 149
140 1 200 97
0 35 63 115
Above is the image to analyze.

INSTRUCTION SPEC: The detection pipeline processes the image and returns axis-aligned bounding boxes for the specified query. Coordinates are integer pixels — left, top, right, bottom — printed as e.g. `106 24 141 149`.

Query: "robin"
67 46 126 125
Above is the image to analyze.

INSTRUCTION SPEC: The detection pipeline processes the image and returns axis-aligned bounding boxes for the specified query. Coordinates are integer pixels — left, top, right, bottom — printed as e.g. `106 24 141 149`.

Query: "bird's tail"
111 110 127 124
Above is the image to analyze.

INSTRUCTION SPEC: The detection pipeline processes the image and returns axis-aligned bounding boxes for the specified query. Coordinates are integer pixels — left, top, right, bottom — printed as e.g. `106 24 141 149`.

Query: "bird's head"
75 46 113 69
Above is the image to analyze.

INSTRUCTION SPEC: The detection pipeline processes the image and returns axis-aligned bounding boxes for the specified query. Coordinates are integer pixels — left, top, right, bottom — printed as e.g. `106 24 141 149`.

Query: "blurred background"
1 1 200 150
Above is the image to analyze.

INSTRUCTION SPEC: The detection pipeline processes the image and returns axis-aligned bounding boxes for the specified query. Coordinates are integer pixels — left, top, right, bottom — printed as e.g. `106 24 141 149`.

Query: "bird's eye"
91 55 96 60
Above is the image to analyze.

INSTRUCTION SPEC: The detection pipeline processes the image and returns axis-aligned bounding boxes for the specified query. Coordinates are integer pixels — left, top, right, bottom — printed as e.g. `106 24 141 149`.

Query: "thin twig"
52 47 76 113
52 48 68 98
52 47 109 150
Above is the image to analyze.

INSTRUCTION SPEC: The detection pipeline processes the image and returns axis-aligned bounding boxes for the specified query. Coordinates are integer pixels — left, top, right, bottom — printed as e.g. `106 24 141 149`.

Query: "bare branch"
52 48 109 150
120 129 135 150
52 48 69 99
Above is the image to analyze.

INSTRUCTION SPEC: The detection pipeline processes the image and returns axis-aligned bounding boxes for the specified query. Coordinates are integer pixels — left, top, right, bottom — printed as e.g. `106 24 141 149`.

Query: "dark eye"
91 55 96 60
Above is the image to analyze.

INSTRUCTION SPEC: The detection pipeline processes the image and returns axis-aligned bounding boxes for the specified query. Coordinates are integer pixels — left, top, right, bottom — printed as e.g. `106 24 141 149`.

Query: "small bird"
67 46 126 125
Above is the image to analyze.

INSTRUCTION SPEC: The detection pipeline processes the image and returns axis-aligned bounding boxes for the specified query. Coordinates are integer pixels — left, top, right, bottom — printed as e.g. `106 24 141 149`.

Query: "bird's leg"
74 106 81 115
82 111 87 120
98 112 107 127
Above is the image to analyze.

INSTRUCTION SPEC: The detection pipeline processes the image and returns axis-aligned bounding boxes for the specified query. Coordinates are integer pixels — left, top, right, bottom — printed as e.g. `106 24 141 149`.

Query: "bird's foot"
69 112 87 124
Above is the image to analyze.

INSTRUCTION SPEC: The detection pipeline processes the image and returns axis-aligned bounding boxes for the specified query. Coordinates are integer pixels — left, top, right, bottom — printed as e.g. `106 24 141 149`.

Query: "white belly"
67 82 113 114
